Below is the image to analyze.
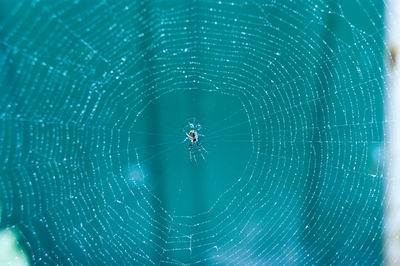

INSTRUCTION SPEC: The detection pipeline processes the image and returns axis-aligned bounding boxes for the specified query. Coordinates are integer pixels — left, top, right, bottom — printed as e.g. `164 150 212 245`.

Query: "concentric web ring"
0 0 385 264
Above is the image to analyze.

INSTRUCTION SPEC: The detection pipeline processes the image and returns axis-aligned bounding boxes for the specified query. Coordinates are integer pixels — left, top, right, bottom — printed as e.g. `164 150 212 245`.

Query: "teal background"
0 0 385 264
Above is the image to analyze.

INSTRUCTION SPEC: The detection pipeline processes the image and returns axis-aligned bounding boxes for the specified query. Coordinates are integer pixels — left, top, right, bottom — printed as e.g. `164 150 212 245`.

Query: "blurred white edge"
385 0 400 264
0 228 29 266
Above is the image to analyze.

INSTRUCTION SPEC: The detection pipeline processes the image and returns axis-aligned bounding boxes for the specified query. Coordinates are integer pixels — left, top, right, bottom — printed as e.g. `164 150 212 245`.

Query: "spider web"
0 0 386 264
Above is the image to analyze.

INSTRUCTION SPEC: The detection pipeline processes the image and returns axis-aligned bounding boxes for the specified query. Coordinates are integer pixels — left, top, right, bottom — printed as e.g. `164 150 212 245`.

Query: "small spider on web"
183 118 207 163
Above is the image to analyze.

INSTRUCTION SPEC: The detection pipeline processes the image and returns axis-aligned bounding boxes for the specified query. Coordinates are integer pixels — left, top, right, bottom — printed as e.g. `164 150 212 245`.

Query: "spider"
183 119 207 162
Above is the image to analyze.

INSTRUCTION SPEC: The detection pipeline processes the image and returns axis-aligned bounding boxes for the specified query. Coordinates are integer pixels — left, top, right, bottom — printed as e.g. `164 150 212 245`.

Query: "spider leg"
181 129 192 143
191 147 198 163
197 148 206 160
198 142 208 154
187 143 195 163
189 148 193 162
197 143 206 160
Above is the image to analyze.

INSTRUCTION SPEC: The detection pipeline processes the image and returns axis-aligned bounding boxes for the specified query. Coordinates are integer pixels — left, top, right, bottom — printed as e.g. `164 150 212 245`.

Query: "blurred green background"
0 0 385 264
